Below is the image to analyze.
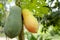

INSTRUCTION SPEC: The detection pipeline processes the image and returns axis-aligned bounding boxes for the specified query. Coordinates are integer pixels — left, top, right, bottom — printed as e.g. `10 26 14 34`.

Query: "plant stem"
18 26 24 40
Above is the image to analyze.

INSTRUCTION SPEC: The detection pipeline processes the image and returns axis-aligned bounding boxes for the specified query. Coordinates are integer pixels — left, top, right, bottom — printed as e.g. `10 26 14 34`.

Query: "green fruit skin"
4 6 22 38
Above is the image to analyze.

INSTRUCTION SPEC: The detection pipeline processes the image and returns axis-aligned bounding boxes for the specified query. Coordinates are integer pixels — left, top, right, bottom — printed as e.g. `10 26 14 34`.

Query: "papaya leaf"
20 0 49 17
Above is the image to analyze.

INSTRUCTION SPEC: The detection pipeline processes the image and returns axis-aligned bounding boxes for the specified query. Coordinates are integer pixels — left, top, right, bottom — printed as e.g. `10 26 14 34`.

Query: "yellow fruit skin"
22 9 38 33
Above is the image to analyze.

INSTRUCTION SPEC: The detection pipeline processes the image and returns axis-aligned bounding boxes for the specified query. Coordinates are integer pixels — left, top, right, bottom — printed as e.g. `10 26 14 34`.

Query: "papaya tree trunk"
18 26 24 40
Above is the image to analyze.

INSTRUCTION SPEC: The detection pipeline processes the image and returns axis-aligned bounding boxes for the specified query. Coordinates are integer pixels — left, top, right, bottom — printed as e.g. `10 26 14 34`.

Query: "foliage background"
0 0 60 40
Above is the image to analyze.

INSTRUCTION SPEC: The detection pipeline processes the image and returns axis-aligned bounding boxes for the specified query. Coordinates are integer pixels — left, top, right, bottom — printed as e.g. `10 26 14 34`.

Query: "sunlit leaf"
8 0 12 3
0 4 3 8
20 0 49 17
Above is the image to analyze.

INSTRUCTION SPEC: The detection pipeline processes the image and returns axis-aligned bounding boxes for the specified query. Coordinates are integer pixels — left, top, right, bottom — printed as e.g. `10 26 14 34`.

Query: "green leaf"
0 10 3 21
20 0 49 17
0 4 3 8
8 0 12 2
29 34 37 40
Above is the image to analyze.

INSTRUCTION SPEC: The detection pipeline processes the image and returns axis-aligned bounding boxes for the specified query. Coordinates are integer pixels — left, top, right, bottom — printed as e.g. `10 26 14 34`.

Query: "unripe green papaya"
4 6 22 38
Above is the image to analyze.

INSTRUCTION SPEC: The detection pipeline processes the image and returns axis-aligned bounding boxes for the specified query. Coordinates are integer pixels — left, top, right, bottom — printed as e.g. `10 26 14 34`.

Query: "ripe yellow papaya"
4 6 22 38
22 9 38 33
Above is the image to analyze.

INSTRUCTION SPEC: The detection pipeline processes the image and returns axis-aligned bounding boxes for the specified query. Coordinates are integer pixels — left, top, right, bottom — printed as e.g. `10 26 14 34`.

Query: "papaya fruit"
22 9 38 33
4 6 22 38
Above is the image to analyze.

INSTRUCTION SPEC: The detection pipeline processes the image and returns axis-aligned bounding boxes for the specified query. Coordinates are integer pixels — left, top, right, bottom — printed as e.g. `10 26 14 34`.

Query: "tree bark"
18 26 24 40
